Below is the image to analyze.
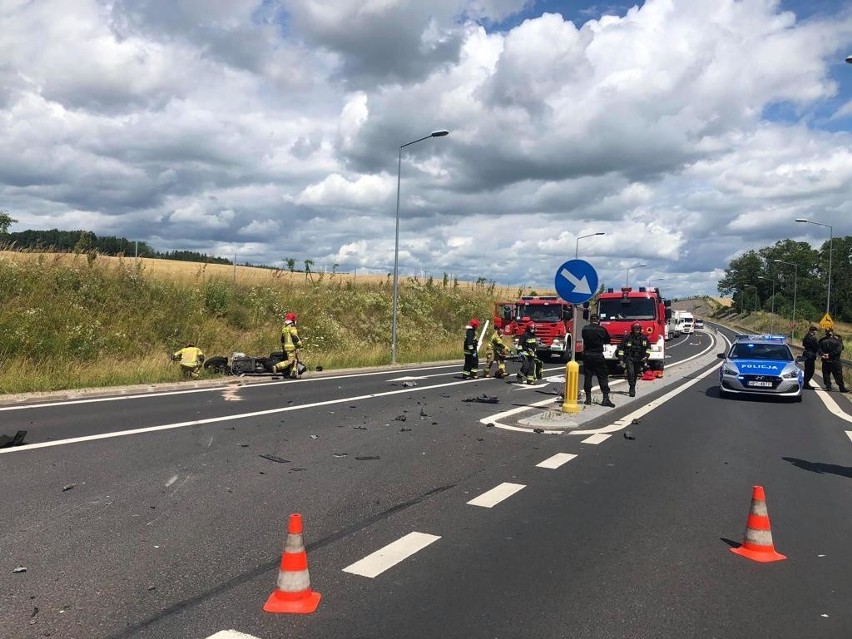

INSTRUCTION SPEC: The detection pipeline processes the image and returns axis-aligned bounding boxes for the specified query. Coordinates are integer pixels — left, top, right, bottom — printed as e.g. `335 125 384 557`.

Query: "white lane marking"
467 482 526 508
206 631 261 639
812 390 852 424
481 331 723 434
581 433 610 445
536 453 578 469
342 532 440 578
846 431 852 444
0 364 462 412
0 378 481 455
387 376 428 381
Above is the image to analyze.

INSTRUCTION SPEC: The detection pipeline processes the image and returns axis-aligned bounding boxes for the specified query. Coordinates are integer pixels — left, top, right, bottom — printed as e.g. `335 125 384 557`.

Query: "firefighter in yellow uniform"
273 312 302 378
483 326 508 378
172 343 205 379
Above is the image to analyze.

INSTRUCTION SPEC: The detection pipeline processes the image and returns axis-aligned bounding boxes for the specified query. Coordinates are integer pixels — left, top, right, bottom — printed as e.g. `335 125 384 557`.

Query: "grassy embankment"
0 251 517 394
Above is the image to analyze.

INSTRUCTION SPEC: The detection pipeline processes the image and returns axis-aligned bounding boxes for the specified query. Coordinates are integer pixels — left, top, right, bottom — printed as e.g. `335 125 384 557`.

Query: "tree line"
717 237 852 324
1 228 231 265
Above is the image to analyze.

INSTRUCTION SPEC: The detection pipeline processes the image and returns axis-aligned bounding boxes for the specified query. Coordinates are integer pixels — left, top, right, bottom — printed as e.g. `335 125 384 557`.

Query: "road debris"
533 428 545 434
310 434 318 439
624 432 636 440
463 394 499 404
394 414 407 422
484 422 495 428
631 418 641 425
399 427 412 432
355 456 381 461
13 566 27 573
259 454 291 464
353 425 368 430
402 381 417 387
333 453 348 458
62 483 76 492
0 430 27 448
290 467 307 472
419 408 428 417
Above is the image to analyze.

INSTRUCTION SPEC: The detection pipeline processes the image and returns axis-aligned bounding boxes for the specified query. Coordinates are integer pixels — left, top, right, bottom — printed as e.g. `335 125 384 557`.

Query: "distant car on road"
694 318 705 329
717 335 802 402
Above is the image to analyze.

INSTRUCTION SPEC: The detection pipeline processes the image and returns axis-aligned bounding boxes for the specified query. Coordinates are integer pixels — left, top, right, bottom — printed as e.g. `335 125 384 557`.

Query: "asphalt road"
2 328 851 639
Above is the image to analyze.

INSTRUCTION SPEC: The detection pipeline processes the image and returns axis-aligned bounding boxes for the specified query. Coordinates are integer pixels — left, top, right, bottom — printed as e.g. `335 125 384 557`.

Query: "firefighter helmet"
285 312 297 322
529 323 536 332
631 322 642 331
469 318 480 329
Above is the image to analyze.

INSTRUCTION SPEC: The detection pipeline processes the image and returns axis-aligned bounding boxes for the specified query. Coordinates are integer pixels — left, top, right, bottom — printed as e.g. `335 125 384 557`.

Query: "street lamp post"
774 259 798 339
795 218 833 317
391 130 449 365
575 232 605 259
625 263 647 287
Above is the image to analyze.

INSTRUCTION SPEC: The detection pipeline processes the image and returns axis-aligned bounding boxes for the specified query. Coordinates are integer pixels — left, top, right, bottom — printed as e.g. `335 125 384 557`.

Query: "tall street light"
795 218 833 316
575 232 605 259
391 130 449 365
774 259 798 339
625 263 646 287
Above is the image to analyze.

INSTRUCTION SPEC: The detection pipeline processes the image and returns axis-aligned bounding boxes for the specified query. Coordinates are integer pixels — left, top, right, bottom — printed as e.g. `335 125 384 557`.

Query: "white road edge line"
846 431 852 444
342 532 440 578
206 631 261 639
813 390 852 424
0 364 462 412
0 378 480 455
536 453 578 469
481 331 726 434
467 482 526 508
581 433 610 445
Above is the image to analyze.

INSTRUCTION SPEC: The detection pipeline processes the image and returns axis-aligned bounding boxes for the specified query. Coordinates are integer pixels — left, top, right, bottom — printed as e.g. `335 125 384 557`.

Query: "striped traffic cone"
730 485 787 563
263 513 322 614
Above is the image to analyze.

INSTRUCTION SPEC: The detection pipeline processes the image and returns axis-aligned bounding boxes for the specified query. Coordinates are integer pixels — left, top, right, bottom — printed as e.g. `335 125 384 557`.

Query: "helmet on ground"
632 322 642 331
469 318 480 328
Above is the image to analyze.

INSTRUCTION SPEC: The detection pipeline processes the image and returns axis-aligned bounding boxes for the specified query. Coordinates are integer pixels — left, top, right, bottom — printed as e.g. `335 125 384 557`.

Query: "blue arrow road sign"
554 259 598 304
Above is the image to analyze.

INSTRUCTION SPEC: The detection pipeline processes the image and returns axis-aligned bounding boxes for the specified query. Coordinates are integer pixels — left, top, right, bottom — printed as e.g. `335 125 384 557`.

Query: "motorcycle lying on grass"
203 351 308 377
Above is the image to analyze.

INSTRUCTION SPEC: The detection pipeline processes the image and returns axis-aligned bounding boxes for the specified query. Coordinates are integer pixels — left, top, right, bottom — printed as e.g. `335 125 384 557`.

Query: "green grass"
0 253 498 394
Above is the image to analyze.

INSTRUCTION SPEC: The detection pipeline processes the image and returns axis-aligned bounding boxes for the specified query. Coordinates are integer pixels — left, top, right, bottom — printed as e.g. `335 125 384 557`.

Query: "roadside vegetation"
0 251 512 394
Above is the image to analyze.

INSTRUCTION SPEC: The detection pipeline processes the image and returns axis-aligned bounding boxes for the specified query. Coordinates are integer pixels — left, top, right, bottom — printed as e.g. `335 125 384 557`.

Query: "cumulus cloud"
1 0 852 298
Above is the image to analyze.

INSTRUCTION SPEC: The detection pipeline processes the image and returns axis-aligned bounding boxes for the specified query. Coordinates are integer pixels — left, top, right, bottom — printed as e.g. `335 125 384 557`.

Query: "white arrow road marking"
342 532 440 578
581 433 610 445
206 631 261 639
559 267 591 295
536 453 578 469
467 482 525 508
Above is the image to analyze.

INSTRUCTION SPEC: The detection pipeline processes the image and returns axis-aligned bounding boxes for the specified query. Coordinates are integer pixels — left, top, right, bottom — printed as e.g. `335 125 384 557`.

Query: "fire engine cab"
594 286 672 375
494 296 580 362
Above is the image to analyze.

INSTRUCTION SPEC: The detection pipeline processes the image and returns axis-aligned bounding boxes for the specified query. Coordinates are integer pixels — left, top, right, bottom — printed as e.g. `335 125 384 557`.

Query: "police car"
717 334 803 402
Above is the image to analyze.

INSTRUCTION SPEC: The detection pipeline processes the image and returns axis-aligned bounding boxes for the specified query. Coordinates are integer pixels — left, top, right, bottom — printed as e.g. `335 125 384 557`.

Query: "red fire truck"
493 296 580 362
594 286 672 375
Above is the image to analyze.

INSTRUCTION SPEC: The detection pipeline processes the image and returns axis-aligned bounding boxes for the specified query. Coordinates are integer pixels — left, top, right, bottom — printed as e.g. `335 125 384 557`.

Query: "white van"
677 312 694 335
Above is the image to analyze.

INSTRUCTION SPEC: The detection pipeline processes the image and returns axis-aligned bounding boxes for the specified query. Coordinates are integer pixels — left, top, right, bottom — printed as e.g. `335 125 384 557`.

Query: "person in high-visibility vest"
172 343 205 379
273 312 303 379
483 326 507 379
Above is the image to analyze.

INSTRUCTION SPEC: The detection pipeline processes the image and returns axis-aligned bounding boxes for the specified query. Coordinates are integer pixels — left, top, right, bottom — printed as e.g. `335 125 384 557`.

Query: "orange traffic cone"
264 513 322 614
730 485 786 563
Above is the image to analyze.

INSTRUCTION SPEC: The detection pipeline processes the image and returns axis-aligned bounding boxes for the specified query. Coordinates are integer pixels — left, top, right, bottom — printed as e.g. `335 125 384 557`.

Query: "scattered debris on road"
399 427 412 432
259 454 291 464
533 428 545 434
463 394 499 404
355 456 381 461
310 434 318 439
394 414 407 422
333 453 348 458
402 381 417 387
624 432 636 440
631 418 641 425
0 430 27 448
13 566 27 573
62 483 76 492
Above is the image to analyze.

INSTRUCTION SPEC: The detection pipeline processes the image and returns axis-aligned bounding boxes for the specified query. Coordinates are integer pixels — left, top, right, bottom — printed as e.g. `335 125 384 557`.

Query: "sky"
2 0 852 298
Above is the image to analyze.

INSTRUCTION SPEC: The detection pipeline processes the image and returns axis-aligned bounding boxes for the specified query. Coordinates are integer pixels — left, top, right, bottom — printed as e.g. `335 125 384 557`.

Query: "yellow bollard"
562 359 580 414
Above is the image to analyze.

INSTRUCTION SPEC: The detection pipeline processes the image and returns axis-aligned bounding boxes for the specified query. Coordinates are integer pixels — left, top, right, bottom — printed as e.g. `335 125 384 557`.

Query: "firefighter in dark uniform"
801 325 820 390
517 323 542 384
818 328 847 392
462 319 480 378
582 314 615 407
618 322 650 397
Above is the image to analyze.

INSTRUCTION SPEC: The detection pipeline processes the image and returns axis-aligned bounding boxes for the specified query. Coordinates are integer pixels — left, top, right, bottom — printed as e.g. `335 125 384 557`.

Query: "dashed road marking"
581 433 611 445
467 482 526 508
342 532 441 578
536 453 578 469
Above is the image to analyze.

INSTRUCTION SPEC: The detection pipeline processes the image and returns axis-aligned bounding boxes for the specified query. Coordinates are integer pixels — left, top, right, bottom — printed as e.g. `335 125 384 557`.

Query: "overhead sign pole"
554 260 598 414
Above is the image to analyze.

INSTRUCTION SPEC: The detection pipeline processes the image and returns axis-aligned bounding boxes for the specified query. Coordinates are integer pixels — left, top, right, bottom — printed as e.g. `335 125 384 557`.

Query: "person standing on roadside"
582 314 615 407
172 342 205 379
462 318 480 378
273 312 302 378
618 322 650 397
517 323 542 384
801 325 820 390
818 328 847 393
